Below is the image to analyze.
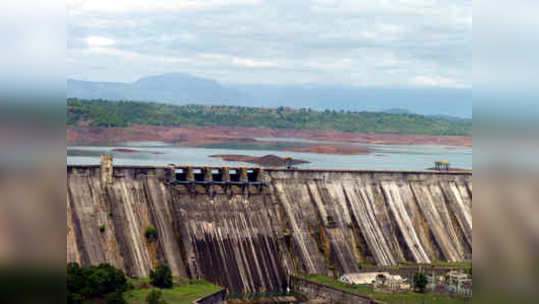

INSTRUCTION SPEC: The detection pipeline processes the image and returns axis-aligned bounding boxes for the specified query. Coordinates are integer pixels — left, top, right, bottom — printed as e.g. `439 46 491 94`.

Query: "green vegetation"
123 279 221 304
67 263 221 304
398 260 472 270
67 262 128 304
145 289 167 304
413 272 428 293
99 225 106 233
145 226 158 241
301 274 471 304
358 260 472 272
105 291 127 304
67 99 471 136
150 264 173 289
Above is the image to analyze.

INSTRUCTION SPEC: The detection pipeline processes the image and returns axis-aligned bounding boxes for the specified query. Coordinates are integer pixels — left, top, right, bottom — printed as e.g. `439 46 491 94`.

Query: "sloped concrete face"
67 166 472 293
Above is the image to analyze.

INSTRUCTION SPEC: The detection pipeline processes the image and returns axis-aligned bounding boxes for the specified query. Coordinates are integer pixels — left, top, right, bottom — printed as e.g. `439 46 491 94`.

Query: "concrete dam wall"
67 165 472 293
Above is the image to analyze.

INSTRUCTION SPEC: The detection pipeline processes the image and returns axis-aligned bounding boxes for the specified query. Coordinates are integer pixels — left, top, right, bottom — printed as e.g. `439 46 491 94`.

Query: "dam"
67 162 472 294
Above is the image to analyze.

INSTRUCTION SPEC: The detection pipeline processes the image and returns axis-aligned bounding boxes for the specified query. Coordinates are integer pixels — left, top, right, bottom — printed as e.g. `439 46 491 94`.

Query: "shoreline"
67 125 472 156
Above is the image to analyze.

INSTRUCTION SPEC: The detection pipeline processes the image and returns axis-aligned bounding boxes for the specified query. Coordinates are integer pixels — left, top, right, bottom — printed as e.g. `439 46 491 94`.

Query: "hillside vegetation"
67 99 471 136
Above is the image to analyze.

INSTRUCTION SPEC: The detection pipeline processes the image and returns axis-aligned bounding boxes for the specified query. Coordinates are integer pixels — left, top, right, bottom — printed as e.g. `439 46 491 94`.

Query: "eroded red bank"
68 125 472 155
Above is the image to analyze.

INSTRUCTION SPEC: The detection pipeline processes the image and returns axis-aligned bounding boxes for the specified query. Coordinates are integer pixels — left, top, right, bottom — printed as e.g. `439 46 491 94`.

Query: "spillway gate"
166 165 268 190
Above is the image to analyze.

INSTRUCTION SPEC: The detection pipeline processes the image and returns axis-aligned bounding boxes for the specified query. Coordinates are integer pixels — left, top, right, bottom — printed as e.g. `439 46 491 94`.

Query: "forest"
67 99 471 136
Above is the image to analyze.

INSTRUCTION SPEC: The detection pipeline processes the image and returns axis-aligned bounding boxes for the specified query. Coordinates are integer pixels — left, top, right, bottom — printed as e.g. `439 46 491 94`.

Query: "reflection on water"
67 140 472 170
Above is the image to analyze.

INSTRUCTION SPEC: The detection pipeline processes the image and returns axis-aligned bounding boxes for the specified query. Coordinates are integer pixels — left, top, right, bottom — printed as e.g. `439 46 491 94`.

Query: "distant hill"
383 108 471 123
68 73 472 118
68 73 249 105
67 99 472 136
384 108 414 115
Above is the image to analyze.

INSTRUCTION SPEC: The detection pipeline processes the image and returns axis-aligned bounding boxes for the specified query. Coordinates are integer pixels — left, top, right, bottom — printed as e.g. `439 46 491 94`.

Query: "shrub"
99 225 106 233
413 272 428 293
150 264 173 289
87 263 128 297
104 291 126 304
145 226 158 241
146 289 168 304
67 262 127 303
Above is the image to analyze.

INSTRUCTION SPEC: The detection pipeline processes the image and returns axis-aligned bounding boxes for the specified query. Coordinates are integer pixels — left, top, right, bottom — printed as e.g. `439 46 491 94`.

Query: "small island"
210 154 310 167
111 148 164 154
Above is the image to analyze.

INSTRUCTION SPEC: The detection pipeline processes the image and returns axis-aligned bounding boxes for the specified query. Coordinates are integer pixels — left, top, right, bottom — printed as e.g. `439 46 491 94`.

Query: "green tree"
67 99 471 136
150 264 173 289
104 291 127 304
413 272 428 293
67 263 127 303
146 289 168 304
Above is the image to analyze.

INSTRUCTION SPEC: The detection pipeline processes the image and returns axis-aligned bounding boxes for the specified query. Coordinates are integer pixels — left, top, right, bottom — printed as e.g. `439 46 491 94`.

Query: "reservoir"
67 140 471 170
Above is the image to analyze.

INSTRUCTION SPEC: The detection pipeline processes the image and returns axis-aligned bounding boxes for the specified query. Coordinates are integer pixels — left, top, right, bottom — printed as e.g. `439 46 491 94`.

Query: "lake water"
67 140 472 170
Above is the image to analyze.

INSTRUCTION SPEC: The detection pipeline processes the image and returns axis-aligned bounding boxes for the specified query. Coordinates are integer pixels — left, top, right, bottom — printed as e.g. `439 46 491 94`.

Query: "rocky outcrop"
67 166 472 293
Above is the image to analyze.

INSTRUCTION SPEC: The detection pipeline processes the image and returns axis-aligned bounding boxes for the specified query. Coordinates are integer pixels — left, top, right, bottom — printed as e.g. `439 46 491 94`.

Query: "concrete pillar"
167 164 176 183
222 167 230 182
100 155 113 185
203 167 213 182
185 166 194 182
240 167 248 183
258 168 265 182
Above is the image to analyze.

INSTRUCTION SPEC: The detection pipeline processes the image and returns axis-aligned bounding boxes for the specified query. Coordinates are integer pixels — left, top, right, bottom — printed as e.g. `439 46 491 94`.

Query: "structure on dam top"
434 160 450 171
100 154 114 185
166 164 267 186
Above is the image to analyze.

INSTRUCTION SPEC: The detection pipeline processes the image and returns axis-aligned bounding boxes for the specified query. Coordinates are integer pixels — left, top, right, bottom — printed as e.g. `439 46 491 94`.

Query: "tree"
150 264 173 289
413 272 428 293
67 262 127 303
104 291 126 304
87 263 128 297
67 263 86 303
146 289 168 304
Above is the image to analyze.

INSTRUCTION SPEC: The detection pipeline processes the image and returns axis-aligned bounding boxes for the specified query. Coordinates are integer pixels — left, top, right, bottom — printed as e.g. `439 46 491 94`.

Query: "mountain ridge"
68 73 471 118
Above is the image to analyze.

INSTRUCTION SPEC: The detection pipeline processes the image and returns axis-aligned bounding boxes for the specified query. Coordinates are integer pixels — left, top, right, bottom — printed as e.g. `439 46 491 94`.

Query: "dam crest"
67 163 472 293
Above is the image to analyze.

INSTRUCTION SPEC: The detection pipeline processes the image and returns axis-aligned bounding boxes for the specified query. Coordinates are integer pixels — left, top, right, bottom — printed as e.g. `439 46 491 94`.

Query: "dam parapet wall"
67 165 471 294
192 289 227 304
291 276 382 304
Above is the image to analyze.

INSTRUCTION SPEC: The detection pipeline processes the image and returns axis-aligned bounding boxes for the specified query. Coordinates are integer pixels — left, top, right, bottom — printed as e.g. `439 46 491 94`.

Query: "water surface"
68 140 471 170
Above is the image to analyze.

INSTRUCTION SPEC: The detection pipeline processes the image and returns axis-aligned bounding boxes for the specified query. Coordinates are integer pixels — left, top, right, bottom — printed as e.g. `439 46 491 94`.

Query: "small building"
445 271 472 297
434 160 450 171
338 272 381 285
426 273 446 292
338 272 410 293
372 273 410 293
426 270 472 297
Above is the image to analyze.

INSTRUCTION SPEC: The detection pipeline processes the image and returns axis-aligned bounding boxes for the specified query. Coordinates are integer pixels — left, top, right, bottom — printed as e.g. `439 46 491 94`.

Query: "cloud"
198 53 275 68
410 75 468 89
85 36 115 47
68 0 471 87
68 0 260 14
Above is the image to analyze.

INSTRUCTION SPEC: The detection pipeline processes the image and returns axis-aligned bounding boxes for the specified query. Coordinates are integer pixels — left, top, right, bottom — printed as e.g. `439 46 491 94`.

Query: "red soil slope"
67 125 472 155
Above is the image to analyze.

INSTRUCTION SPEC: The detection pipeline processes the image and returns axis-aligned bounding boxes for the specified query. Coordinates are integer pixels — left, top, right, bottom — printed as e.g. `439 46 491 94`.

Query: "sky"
68 0 471 88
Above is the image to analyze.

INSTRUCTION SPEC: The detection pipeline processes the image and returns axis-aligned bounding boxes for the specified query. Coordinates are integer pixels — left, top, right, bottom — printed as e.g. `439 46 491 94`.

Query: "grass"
301 274 471 304
358 261 472 272
123 277 222 304
397 260 472 268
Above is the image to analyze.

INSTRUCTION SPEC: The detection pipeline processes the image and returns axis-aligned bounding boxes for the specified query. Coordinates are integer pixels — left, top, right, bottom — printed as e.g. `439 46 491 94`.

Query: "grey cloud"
68 0 471 87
